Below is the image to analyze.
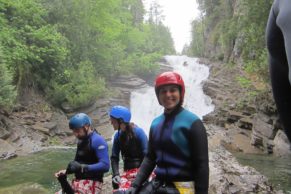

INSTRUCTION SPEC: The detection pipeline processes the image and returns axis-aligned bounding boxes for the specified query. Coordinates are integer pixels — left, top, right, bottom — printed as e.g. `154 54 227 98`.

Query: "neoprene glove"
125 187 138 194
112 175 121 184
66 161 88 174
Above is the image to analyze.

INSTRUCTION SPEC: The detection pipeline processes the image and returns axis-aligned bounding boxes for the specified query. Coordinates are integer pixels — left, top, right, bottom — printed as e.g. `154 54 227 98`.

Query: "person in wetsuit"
126 72 209 194
55 113 110 194
109 106 148 191
266 0 291 142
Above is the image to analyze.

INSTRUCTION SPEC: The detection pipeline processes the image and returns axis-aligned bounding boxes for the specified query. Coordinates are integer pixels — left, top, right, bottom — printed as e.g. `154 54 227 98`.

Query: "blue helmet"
109 106 131 123
69 113 92 130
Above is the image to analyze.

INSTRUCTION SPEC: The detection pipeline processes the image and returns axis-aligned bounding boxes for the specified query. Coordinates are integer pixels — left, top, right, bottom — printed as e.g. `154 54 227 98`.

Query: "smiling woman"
143 0 200 53
126 71 209 194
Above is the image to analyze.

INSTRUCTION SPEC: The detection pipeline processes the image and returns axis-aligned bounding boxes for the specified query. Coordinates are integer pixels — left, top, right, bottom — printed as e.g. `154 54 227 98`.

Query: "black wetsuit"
266 0 291 142
131 107 209 194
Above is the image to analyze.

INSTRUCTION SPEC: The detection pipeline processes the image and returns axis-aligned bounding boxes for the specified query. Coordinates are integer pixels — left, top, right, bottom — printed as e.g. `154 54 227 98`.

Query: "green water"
234 153 291 193
0 148 76 192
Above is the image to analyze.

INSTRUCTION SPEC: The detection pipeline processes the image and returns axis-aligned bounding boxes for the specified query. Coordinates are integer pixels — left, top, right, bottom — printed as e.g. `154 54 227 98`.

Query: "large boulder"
209 147 283 194
273 130 291 156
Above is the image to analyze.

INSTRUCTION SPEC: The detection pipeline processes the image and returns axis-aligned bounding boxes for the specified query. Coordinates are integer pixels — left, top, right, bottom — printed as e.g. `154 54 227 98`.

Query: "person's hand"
54 169 66 178
66 161 88 174
112 175 121 184
125 187 138 194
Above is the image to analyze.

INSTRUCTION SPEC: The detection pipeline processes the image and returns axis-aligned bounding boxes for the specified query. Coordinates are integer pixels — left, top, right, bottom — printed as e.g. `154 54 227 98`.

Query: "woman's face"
110 117 119 130
158 84 180 112
110 117 126 131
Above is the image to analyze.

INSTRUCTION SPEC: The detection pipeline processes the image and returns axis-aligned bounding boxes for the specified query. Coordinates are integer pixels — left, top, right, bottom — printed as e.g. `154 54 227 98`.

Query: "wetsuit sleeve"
131 129 156 188
87 135 110 173
135 127 148 156
189 119 209 194
111 132 120 176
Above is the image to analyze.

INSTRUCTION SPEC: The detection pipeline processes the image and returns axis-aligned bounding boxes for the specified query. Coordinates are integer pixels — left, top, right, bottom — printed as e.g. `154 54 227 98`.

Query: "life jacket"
74 131 103 181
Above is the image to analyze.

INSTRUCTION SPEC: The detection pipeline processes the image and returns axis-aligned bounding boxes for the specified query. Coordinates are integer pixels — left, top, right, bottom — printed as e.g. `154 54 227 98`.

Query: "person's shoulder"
91 131 107 144
134 125 143 132
150 113 164 129
133 126 147 136
113 131 119 139
179 108 200 122
152 113 164 123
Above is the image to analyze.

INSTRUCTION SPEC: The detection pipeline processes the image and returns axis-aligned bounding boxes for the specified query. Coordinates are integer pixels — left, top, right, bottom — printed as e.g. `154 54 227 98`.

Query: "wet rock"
0 151 17 160
43 121 57 131
209 147 281 194
227 110 244 123
0 128 11 140
273 130 291 156
61 100 96 114
238 117 253 130
32 123 50 135
109 75 146 88
0 139 16 160
251 132 264 148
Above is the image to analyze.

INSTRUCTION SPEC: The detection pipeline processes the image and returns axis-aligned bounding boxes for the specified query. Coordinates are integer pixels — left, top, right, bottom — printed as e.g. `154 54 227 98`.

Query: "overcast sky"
143 0 200 53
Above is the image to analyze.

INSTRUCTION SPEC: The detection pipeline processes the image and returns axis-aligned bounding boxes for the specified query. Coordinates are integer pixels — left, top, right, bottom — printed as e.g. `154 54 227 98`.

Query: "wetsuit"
111 126 148 175
131 107 209 194
73 130 110 181
266 0 291 142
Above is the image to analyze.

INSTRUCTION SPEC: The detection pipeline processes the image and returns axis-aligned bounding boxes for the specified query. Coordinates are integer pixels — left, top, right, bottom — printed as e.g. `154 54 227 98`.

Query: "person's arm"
189 119 209 194
87 135 110 173
111 132 120 176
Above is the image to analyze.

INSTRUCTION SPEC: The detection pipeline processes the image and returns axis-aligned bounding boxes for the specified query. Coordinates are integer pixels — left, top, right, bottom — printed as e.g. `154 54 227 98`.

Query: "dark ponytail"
119 123 135 145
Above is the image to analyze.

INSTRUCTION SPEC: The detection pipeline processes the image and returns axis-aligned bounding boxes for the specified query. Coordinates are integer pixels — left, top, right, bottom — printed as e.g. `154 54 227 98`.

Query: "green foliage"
188 0 273 81
0 0 68 92
47 61 105 108
0 48 16 109
235 76 252 88
0 0 175 109
243 49 269 82
186 19 205 57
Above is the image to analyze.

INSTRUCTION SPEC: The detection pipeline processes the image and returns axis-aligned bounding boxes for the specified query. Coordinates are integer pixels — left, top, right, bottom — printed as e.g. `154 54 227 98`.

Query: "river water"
0 55 290 193
0 148 76 192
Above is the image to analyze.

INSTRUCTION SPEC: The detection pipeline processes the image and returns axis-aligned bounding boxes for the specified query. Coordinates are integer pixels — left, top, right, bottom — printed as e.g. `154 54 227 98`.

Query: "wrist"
81 164 88 173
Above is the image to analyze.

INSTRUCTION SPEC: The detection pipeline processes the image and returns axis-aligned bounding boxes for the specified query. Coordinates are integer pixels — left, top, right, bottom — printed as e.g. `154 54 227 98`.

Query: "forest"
1 0 276 110
0 0 175 109
185 0 273 87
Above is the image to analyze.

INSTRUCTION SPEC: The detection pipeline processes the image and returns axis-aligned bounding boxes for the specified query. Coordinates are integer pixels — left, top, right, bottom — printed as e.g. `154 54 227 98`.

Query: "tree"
0 47 16 109
0 0 67 93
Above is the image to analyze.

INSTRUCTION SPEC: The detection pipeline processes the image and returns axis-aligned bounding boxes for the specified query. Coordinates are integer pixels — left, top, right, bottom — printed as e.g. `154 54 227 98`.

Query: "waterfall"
130 55 214 135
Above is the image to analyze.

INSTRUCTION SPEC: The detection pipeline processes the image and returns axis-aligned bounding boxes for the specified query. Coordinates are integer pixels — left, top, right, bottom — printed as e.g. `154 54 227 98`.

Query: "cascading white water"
130 55 214 135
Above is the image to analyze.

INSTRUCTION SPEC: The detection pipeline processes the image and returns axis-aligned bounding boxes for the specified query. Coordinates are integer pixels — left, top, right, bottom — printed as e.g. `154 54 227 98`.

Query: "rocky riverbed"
0 57 289 193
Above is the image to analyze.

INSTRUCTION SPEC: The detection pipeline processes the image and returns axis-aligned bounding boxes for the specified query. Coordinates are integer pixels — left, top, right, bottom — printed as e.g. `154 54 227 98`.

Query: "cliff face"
0 74 149 159
200 58 291 156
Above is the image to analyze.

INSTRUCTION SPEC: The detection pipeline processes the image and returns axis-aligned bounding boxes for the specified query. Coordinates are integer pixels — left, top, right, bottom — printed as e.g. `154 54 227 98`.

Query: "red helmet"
155 71 185 104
